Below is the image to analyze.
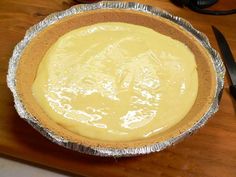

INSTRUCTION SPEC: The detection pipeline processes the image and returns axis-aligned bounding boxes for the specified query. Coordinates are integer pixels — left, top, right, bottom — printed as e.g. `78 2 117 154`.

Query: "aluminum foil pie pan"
7 1 225 157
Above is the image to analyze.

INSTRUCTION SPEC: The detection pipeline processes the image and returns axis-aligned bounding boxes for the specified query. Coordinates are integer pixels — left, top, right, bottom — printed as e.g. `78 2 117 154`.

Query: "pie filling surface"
32 22 198 141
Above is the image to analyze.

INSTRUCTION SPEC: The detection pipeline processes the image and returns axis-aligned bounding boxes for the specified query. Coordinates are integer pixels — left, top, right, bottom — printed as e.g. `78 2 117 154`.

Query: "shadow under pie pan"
7 1 225 157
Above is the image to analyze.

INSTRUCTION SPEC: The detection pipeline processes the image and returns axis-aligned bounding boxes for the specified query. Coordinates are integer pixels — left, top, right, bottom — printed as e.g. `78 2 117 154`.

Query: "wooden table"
0 0 236 176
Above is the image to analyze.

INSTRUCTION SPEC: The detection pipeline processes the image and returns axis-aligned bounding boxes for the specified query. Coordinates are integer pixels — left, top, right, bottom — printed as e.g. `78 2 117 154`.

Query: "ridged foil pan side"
7 1 225 157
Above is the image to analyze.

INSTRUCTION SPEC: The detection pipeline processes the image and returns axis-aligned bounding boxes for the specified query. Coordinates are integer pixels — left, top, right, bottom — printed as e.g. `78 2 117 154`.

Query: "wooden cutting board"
0 0 236 176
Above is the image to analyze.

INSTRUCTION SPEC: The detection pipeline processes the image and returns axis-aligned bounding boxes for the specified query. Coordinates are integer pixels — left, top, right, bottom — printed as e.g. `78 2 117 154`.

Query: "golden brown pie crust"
16 9 216 148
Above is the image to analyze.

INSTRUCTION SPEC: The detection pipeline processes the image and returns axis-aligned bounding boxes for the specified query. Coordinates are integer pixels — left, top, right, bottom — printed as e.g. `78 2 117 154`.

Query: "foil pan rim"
7 1 225 157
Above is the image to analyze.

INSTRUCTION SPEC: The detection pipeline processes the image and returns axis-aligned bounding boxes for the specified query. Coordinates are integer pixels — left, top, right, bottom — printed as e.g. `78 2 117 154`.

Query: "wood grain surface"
0 0 236 177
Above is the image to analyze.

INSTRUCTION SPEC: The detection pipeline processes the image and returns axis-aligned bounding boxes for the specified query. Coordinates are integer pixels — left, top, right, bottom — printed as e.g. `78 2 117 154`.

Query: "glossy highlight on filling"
32 22 198 141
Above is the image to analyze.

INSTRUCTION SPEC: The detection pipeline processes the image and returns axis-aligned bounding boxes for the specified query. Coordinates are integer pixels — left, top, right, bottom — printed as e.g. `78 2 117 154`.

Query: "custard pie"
16 10 217 149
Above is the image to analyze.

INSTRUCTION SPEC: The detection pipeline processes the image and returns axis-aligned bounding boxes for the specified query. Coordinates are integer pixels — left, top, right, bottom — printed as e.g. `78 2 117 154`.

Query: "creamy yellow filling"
32 22 198 141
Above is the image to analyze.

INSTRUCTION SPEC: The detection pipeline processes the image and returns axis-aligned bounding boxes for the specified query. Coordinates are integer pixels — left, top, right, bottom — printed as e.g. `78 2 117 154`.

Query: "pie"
16 9 216 148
